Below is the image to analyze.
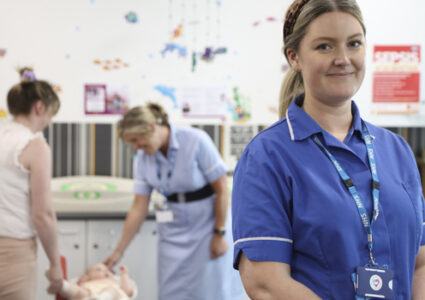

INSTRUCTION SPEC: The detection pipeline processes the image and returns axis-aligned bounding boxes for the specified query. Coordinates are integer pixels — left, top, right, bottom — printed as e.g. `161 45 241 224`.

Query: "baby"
60 263 134 300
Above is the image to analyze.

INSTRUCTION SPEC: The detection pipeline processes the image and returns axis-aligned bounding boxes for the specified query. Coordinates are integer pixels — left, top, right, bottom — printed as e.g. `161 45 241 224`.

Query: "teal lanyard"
312 122 380 265
155 149 176 197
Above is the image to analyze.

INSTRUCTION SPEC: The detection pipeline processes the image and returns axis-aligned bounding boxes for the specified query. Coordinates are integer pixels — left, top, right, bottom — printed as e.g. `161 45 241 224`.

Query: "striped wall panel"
94 124 112 176
43 123 224 178
116 132 135 179
43 123 133 178
44 123 425 179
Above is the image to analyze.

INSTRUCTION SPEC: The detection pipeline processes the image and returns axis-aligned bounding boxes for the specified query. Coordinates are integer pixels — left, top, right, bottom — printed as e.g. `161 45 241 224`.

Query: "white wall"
0 0 424 126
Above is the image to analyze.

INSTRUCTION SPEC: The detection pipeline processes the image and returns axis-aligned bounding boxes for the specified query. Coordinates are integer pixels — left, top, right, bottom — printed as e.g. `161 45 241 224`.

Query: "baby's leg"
119 266 134 297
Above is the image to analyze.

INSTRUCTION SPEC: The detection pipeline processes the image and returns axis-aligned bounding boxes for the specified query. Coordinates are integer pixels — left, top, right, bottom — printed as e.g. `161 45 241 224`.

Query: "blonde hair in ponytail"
279 69 304 119
117 102 169 139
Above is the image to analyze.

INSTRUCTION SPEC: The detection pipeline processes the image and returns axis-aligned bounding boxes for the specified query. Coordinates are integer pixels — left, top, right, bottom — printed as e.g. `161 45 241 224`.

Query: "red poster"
372 45 421 114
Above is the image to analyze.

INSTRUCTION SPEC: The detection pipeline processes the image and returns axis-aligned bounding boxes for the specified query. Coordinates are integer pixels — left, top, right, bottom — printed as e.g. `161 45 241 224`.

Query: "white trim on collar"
286 110 295 141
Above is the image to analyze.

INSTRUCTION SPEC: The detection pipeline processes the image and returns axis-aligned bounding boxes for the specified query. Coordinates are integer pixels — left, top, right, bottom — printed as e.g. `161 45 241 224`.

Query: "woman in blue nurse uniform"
104 103 244 300
232 0 425 299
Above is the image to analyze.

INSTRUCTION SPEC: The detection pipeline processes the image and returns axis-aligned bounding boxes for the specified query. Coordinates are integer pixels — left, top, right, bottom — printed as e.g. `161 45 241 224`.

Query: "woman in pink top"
0 67 62 299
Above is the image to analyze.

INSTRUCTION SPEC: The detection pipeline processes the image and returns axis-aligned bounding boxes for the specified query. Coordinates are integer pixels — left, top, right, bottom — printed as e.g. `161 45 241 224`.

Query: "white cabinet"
36 219 157 300
86 220 158 300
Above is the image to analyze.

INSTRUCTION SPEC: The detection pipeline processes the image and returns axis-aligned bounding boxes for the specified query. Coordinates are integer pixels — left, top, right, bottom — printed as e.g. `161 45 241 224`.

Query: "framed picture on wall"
84 84 129 115
85 84 107 114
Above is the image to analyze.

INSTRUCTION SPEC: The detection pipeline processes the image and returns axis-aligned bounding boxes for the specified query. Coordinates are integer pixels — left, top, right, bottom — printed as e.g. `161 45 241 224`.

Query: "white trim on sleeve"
234 236 293 246
204 161 220 175
134 179 149 185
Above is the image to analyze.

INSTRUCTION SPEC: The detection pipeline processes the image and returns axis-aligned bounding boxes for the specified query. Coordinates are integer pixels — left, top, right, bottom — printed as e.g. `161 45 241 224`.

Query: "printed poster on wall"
178 86 227 119
371 45 421 114
84 84 130 115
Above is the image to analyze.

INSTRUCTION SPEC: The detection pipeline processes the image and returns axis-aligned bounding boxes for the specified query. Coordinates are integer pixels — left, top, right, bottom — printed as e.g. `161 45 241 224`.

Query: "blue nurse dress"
133 125 244 300
232 96 425 299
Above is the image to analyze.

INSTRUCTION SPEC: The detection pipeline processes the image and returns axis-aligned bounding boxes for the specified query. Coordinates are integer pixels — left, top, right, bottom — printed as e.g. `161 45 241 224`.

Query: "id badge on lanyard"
353 266 394 299
312 123 394 299
154 151 176 223
153 191 174 223
155 209 174 223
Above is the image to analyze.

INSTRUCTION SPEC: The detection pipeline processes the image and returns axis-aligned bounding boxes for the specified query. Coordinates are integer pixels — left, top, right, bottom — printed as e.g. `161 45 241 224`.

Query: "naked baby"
60 263 134 300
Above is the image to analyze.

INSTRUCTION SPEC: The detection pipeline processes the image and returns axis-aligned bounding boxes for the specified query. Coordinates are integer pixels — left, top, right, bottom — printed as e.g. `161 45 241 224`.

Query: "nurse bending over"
104 103 244 300
232 0 425 299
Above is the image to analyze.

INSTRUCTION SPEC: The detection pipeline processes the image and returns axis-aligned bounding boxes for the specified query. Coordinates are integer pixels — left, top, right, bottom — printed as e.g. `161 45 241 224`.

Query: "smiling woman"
288 11 366 142
232 0 425 299
290 12 365 106
117 104 170 155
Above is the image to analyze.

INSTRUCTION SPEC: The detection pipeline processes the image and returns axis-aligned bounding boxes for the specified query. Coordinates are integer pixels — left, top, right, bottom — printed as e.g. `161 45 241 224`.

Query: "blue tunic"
134 125 244 300
232 97 425 299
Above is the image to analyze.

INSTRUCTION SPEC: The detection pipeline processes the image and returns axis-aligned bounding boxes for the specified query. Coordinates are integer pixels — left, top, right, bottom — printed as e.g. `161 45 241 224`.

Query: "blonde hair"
7 67 60 116
117 102 169 138
279 0 366 118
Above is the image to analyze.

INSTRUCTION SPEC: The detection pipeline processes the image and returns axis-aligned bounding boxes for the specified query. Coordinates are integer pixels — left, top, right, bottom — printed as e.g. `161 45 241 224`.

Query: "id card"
155 210 174 223
153 190 168 211
356 266 394 299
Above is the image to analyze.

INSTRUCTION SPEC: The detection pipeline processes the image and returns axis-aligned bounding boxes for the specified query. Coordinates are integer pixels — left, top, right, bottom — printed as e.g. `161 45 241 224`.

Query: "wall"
0 0 424 126
1 0 425 172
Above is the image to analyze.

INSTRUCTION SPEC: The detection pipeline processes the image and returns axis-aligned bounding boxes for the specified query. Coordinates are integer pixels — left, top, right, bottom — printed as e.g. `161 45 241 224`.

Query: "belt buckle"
177 193 185 203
